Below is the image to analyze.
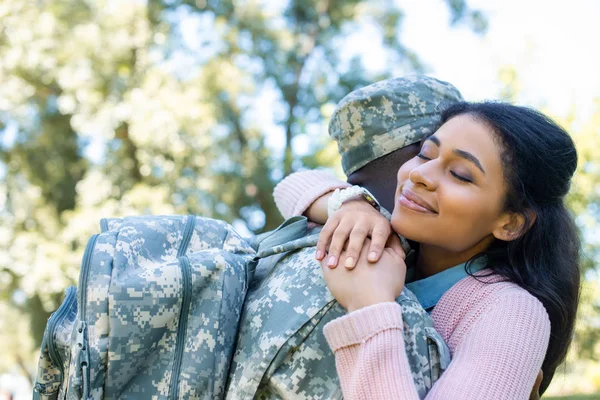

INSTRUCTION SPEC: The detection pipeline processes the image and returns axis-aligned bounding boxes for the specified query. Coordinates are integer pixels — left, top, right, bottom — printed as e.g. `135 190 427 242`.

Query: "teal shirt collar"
404 257 487 311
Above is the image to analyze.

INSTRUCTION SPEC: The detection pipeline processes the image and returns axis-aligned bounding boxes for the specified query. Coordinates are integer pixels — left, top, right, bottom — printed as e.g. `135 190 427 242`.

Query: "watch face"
362 191 380 210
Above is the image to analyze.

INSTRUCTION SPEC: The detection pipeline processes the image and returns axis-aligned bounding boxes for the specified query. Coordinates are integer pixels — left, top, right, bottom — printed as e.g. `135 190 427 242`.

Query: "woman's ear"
492 210 537 242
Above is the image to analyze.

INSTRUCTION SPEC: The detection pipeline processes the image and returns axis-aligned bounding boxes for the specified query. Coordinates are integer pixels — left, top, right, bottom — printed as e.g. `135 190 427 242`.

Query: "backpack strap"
250 216 319 259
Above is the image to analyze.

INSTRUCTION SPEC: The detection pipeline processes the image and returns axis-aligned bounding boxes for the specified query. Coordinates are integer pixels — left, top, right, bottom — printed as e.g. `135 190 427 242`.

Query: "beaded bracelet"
327 186 381 217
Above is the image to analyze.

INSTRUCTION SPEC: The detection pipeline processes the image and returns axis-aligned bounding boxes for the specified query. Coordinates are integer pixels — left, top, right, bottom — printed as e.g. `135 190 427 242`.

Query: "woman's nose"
409 163 437 190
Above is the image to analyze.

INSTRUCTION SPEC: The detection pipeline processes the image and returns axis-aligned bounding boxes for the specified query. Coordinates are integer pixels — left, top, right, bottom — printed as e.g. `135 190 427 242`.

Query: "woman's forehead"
434 116 497 150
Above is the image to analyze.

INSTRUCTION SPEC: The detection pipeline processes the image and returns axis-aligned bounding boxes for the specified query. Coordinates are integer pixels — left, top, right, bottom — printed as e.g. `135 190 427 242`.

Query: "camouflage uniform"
227 227 450 399
34 215 451 400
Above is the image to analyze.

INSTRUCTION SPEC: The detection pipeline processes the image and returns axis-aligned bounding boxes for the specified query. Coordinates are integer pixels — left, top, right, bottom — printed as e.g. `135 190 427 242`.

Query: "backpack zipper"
74 233 99 398
169 255 192 399
169 215 195 398
78 234 99 320
179 215 195 257
73 216 194 399
47 286 77 383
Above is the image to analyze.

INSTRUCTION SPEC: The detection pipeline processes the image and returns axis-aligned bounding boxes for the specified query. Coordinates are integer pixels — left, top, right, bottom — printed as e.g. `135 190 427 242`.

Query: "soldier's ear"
492 210 536 242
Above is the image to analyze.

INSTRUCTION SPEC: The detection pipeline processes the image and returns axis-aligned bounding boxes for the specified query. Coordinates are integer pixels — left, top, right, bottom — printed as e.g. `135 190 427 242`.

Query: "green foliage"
545 395 600 400
541 103 600 397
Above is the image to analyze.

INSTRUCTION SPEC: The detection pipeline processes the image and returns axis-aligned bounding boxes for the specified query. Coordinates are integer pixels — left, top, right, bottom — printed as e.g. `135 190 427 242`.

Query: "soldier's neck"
346 144 420 213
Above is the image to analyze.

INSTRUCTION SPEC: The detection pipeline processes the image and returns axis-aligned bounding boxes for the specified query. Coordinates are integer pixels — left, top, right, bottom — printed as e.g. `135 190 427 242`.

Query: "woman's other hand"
316 199 401 268
321 236 407 312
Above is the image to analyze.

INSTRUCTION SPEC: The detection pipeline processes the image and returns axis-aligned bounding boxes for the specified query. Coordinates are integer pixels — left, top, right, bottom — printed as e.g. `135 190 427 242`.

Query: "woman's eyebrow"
425 135 486 174
454 149 486 174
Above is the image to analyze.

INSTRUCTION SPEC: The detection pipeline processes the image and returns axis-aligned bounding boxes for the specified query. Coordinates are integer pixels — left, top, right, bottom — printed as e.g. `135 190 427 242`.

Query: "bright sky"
4 0 598 164
399 0 600 121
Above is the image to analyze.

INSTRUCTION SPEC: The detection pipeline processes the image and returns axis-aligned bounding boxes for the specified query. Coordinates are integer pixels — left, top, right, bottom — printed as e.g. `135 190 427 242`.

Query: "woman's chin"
390 214 415 240
391 208 436 243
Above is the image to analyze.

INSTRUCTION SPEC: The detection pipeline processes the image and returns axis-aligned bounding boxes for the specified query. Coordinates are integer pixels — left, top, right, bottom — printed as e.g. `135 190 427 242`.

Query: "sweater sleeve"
323 302 421 399
323 291 550 400
273 169 350 218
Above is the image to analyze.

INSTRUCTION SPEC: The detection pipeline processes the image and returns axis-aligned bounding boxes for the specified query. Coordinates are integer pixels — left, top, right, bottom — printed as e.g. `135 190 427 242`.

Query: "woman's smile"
398 188 438 214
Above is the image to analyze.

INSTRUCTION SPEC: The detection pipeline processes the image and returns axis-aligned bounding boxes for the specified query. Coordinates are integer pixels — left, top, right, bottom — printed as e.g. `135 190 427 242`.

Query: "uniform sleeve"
324 291 550 400
273 170 350 218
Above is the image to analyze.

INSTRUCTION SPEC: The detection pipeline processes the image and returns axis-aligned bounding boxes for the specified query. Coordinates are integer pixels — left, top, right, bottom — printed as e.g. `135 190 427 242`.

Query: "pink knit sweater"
273 170 551 399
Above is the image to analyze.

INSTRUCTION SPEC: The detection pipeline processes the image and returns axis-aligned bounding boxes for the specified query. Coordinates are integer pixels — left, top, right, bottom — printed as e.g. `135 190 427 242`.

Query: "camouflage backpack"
34 215 248 399
33 215 449 400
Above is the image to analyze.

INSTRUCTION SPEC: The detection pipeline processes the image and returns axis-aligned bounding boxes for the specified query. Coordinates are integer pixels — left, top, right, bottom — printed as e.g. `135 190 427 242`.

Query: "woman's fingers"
315 200 395 269
316 217 339 261
326 220 354 268
343 225 370 269
385 234 406 260
367 221 392 262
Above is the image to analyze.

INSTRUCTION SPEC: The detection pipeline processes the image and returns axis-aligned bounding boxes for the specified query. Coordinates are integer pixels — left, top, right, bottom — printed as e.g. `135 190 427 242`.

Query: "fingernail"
316 250 324 260
369 251 378 261
344 257 354 268
327 255 337 268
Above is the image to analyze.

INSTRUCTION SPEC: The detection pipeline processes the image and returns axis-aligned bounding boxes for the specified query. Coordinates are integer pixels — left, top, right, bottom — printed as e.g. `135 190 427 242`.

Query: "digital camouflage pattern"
329 75 463 175
34 215 449 399
34 343 64 398
34 286 77 399
34 215 255 399
226 224 450 400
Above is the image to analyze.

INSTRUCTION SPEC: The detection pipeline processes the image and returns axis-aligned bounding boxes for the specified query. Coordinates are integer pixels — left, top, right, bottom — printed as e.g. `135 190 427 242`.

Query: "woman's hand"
321 235 407 312
316 199 400 268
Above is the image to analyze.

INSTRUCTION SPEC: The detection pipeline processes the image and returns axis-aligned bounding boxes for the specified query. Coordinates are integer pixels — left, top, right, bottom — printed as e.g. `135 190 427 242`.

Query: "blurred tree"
0 0 487 379
497 65 521 102
534 101 600 396
562 102 600 362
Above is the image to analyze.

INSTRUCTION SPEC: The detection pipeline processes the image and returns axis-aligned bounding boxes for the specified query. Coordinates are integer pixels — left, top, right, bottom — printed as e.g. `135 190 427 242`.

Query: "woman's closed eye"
450 171 473 183
417 153 474 183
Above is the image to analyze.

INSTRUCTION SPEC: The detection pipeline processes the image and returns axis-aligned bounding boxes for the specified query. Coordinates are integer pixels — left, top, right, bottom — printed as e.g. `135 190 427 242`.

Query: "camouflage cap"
328 75 463 175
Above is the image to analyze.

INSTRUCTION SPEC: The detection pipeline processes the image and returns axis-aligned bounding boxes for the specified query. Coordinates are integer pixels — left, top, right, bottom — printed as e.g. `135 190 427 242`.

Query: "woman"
274 101 580 398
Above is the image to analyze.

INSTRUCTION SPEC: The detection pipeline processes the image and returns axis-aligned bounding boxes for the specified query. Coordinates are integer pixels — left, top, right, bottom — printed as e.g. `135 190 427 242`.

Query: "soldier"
226 76 463 399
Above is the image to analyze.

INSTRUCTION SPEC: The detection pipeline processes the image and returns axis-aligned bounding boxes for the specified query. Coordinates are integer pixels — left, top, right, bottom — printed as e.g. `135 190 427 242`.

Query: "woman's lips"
398 189 437 214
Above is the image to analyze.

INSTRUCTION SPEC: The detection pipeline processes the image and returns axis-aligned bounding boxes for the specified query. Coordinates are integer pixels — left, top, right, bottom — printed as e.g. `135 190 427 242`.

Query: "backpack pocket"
33 286 78 400
175 229 254 399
